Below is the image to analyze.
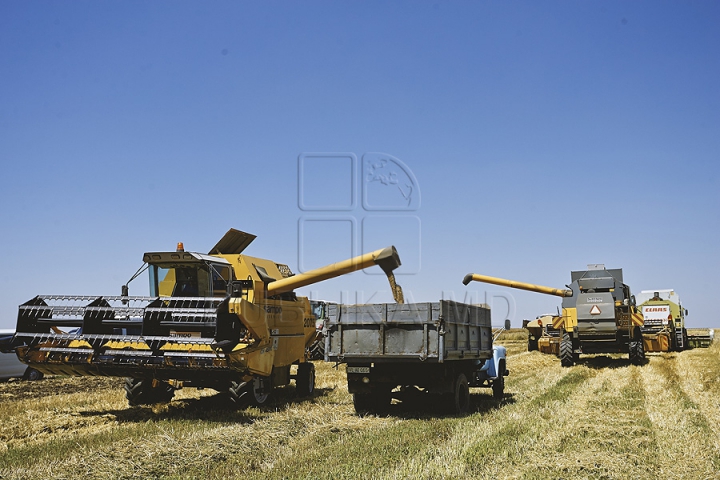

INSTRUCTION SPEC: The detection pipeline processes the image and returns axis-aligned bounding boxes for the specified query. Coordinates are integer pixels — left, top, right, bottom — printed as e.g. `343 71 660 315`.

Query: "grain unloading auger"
464 265 646 367
13 229 403 407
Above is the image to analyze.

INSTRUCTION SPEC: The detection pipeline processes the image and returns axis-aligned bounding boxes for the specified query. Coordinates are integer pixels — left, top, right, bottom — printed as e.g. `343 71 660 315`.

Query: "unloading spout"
267 246 404 303
463 273 573 298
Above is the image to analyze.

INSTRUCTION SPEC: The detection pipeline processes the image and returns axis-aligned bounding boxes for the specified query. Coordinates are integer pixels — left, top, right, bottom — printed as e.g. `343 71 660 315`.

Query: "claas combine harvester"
12 229 403 407
464 264 646 367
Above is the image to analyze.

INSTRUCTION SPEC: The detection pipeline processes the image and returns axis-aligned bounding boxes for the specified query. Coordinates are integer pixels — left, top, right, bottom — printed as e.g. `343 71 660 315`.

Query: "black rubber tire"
353 392 374 415
527 338 538 352
450 373 470 414
228 380 250 407
124 378 175 406
560 333 574 367
308 337 325 360
492 364 505 400
23 368 43 381
296 362 315 397
353 388 391 416
629 339 645 365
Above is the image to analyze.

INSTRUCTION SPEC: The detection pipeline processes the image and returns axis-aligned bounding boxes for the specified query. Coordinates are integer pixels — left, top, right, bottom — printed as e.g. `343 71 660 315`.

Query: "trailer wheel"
124 378 175 406
492 363 505 400
296 362 315 397
449 373 470 414
560 333 574 367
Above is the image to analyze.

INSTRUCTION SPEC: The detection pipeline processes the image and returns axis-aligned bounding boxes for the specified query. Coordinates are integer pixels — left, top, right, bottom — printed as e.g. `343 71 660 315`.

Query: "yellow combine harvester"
12 229 403 407
523 314 562 354
464 264 646 367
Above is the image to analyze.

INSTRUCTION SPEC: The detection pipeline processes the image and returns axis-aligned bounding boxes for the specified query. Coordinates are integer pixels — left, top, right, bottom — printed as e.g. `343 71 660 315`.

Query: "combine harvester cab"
464 264 646 367
13 229 403 408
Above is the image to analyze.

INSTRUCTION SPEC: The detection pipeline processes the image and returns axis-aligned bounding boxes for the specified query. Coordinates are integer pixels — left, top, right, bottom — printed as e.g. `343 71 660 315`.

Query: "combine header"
464 264 646 367
12 229 403 407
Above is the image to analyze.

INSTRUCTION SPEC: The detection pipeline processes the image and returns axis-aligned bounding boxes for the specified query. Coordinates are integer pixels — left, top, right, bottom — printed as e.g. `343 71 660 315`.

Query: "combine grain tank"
11 229 403 408
325 300 508 415
464 264 645 367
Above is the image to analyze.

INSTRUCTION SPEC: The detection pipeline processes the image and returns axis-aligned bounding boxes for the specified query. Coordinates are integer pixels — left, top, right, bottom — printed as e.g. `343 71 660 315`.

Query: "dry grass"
1 340 718 479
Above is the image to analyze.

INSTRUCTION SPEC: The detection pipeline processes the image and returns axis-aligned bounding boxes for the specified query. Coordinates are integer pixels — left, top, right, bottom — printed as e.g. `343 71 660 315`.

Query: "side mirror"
504 319 511 330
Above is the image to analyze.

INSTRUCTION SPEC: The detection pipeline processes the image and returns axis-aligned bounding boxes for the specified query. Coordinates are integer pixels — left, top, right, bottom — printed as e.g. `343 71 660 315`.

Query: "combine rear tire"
527 338 538 352
125 378 175 406
560 333 574 367
296 362 315 397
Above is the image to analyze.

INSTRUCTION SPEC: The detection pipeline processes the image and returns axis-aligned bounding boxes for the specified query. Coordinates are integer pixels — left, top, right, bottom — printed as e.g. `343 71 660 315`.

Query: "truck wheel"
23 368 43 381
353 388 391 416
492 363 505 400
125 378 175 406
353 392 374 415
449 373 470 414
560 333 574 367
296 362 315 397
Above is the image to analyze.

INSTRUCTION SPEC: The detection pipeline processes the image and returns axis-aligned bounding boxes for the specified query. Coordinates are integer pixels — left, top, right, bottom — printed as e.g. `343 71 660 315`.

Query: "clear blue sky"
1 1 718 328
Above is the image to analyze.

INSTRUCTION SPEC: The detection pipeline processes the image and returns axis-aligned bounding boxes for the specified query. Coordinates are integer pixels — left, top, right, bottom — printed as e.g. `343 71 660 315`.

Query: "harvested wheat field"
1 331 718 479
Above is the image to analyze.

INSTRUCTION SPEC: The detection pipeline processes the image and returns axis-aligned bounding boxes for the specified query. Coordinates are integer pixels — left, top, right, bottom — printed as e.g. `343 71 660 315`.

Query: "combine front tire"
125 378 175 406
296 362 315 397
228 377 271 408
629 339 645 365
560 333 574 367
